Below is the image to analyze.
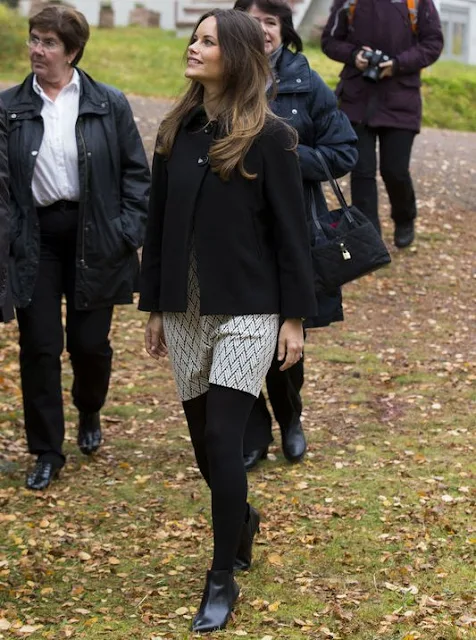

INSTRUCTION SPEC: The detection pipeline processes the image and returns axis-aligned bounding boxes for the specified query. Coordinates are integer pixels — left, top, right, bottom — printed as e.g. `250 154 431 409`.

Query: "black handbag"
310 149 391 293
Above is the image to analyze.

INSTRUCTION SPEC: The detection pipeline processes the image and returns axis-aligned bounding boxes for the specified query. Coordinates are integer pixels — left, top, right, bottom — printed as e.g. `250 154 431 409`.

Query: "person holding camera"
321 0 443 247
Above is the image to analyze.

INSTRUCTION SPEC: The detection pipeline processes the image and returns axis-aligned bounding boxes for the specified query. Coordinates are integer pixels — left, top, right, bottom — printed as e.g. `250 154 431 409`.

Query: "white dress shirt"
32 69 81 207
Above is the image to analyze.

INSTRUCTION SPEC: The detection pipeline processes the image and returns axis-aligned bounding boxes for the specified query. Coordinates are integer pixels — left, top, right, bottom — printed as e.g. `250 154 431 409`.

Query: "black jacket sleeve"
297 71 358 182
115 92 150 251
261 122 318 319
138 151 168 312
0 100 9 309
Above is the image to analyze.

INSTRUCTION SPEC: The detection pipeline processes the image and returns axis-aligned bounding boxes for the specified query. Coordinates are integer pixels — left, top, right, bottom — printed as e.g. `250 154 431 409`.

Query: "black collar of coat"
3 68 111 119
273 48 312 95
182 104 209 130
182 104 224 138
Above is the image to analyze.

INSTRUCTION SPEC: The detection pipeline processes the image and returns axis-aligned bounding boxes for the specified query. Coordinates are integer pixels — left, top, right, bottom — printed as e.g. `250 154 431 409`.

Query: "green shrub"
0 4 26 70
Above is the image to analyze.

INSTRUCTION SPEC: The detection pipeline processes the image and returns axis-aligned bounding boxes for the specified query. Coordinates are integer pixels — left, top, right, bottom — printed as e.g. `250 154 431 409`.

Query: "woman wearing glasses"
0 5 150 490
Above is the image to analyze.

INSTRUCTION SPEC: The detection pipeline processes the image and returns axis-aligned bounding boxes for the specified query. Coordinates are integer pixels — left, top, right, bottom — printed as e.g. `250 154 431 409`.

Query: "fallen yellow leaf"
267 553 283 566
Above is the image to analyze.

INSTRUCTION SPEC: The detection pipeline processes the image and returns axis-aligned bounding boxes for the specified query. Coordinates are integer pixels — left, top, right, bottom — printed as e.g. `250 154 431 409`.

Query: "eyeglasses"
26 35 62 51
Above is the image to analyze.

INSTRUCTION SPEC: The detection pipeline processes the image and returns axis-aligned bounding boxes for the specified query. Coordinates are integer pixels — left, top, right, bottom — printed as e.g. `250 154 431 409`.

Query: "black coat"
139 108 317 319
0 70 150 310
0 98 13 321
271 48 358 327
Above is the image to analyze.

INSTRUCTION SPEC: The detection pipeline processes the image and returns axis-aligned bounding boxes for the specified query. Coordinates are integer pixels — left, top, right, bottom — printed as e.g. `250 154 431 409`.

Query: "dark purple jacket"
321 0 444 131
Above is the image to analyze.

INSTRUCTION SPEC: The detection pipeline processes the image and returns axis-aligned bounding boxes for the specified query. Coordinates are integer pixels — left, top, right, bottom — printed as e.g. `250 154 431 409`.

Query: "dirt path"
126 94 476 210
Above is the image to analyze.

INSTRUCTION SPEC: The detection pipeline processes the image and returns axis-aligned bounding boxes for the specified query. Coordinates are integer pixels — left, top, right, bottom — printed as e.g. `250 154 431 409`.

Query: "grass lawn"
1 18 476 131
0 197 475 638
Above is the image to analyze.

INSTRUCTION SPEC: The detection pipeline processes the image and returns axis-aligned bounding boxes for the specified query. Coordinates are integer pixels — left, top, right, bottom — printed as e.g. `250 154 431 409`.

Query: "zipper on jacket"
77 117 88 269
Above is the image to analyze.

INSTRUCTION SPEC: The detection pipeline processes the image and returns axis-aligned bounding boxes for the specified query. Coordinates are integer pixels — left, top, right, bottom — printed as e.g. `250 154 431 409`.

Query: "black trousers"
351 124 417 234
16 202 113 464
243 352 304 455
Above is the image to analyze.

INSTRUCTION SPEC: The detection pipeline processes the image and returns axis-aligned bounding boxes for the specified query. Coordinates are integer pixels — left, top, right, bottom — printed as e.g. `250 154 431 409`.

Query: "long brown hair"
157 9 291 180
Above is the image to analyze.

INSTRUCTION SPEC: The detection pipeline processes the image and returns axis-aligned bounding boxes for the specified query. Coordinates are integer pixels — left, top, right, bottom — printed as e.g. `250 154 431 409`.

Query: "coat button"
276 78 280 84
292 109 297 115
296 78 302 83
197 155 209 165
10 113 17 119
31 150 38 156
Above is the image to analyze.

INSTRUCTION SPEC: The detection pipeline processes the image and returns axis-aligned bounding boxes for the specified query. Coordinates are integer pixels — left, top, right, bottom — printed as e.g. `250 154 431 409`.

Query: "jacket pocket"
384 75 421 114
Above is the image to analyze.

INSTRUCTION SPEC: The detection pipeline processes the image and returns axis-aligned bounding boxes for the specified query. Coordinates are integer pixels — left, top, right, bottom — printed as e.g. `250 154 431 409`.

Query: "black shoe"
243 446 268 471
25 459 60 491
234 505 260 572
78 411 102 455
282 420 306 463
394 221 415 248
191 570 240 633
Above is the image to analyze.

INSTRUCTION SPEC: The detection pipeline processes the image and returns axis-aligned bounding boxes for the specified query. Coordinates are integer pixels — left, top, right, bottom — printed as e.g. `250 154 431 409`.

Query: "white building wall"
19 0 177 30
439 0 476 63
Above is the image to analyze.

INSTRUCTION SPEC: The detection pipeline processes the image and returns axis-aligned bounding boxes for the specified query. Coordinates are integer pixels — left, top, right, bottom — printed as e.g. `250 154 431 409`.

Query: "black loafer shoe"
234 505 260 572
243 446 268 471
78 411 102 455
282 420 306 463
394 221 415 248
26 460 60 491
192 570 240 633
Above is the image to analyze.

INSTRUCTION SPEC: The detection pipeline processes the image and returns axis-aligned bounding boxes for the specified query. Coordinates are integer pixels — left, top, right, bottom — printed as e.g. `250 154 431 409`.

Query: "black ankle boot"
243 446 268 471
233 505 260 572
282 420 306 463
191 570 239 633
78 411 102 455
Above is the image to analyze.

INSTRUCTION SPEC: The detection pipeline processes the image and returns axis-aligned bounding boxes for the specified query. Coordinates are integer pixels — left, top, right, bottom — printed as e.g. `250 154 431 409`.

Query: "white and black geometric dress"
163 249 279 402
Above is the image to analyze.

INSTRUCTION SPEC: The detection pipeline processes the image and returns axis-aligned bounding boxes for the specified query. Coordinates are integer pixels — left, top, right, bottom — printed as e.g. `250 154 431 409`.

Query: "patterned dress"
163 248 279 401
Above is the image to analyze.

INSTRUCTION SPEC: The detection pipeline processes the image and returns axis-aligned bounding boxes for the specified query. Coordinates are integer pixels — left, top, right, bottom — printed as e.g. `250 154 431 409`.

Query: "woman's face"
247 4 282 56
28 29 77 82
185 17 224 87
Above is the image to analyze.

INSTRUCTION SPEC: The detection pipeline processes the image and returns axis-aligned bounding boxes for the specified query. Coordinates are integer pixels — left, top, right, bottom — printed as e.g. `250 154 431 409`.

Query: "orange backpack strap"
345 0 357 27
347 0 418 33
407 0 419 34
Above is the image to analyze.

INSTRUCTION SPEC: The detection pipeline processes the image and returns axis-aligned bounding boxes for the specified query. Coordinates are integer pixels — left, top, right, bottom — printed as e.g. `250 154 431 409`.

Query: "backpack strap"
407 0 419 34
346 0 357 28
347 0 418 34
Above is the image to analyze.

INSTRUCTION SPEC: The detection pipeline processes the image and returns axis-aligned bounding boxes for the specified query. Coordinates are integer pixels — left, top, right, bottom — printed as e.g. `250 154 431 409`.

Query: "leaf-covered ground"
0 102 475 640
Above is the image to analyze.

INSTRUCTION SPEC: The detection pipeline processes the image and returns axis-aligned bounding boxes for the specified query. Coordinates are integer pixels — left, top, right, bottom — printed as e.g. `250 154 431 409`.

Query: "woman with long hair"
235 0 358 470
139 9 317 633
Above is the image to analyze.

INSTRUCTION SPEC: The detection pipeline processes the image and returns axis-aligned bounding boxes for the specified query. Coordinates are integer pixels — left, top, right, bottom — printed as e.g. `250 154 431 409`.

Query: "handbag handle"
309 186 323 233
313 148 351 213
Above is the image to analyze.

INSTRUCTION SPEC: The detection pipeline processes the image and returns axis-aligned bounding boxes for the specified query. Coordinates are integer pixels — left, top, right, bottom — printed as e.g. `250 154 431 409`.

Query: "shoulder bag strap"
313 149 354 223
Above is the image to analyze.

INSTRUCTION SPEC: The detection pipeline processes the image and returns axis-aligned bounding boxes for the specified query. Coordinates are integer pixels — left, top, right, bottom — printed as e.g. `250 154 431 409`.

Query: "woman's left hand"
379 59 395 79
277 318 304 371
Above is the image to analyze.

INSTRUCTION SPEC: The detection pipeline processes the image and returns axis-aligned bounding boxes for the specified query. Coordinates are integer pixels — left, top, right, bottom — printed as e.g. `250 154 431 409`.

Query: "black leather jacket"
1 69 150 309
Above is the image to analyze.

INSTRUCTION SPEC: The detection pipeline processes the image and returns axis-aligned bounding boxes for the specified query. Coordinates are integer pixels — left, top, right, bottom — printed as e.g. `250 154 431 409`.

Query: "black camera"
361 49 390 83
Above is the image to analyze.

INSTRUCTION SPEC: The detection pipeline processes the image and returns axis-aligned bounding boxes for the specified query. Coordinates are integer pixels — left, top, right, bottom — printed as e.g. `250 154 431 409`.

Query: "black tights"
182 384 255 571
